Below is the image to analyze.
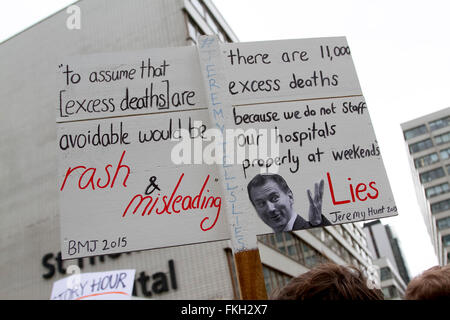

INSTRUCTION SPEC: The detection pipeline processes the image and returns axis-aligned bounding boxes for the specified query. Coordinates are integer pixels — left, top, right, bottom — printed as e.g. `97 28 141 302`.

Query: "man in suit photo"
247 173 331 232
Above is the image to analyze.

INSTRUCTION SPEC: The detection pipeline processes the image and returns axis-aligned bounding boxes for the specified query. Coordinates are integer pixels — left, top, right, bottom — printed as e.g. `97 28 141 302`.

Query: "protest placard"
57 47 229 259
56 36 396 260
50 269 135 300
196 35 396 299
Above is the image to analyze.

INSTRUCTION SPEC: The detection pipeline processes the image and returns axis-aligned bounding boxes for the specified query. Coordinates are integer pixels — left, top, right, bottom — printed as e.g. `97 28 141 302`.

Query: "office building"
363 220 410 299
0 0 377 299
401 108 450 266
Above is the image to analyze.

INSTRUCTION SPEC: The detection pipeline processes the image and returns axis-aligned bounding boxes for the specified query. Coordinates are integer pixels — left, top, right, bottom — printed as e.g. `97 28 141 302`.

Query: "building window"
379 267 392 281
429 116 450 132
258 232 328 269
420 167 445 183
309 227 325 242
437 216 450 230
262 265 292 296
284 232 299 257
301 241 328 268
425 182 450 198
434 132 450 145
310 228 356 265
442 234 450 247
404 125 428 140
275 232 287 254
382 285 398 299
409 138 434 154
440 147 450 160
259 233 276 247
414 152 439 168
186 0 232 44
323 230 342 256
431 198 450 214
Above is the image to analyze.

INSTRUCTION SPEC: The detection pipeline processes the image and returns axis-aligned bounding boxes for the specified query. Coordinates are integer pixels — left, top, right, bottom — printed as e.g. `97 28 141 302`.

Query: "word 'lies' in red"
327 171 379 205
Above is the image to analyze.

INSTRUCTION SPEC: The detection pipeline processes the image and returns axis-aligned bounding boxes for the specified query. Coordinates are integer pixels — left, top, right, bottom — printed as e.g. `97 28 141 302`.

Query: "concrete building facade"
1 0 377 299
363 220 410 299
401 108 450 266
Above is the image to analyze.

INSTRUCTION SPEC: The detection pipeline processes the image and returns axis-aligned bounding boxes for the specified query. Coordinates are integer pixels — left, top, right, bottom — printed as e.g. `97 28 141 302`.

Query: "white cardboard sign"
56 37 397 259
50 269 135 300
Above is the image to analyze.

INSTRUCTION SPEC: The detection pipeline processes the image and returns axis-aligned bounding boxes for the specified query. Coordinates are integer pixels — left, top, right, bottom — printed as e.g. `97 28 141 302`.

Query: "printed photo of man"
247 173 331 232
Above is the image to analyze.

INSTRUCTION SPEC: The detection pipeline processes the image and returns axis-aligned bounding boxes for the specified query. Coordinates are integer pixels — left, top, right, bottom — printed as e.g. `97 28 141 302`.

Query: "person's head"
272 262 384 300
404 264 450 300
247 174 295 232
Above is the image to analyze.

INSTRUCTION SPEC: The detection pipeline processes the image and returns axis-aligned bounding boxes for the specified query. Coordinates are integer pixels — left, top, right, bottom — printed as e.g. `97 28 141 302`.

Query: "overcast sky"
2 0 448 278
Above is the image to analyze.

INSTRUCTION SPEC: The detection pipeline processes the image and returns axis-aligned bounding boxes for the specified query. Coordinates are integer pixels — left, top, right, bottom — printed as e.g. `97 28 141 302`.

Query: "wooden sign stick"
234 249 268 299
197 35 268 300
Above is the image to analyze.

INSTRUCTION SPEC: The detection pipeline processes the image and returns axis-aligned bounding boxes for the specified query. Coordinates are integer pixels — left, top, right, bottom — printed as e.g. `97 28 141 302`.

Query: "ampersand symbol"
145 176 161 195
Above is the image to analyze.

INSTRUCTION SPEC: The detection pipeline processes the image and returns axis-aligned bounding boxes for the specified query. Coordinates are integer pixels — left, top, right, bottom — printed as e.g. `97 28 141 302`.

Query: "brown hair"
404 264 450 300
272 262 384 300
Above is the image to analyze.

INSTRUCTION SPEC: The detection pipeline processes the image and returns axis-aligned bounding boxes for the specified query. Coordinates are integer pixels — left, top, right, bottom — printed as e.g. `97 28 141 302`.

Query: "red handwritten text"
123 173 222 231
60 150 130 191
327 171 379 205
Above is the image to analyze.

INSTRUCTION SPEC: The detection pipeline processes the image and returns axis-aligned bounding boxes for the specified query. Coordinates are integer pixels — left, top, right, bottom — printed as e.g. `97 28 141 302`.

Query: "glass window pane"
275 233 283 242
429 116 450 131
389 286 398 298
275 233 286 254
425 182 450 198
404 125 428 140
431 199 450 214
287 244 296 256
414 153 439 168
380 267 392 281
262 265 292 294
269 234 276 247
420 167 445 183
437 216 450 230
262 266 272 294
409 138 433 153
443 234 450 246
440 147 450 160
434 132 450 145
258 234 268 246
